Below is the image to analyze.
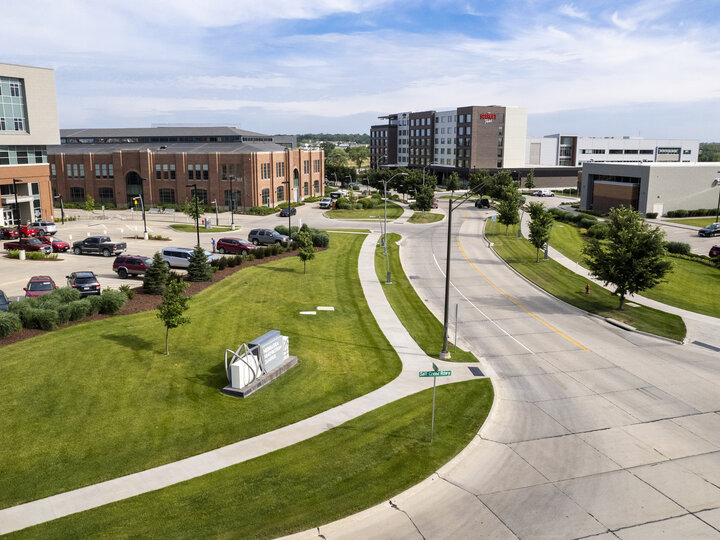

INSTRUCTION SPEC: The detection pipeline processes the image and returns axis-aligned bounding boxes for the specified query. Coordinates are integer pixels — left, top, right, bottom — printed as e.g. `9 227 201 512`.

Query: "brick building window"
98 187 114 203
313 180 319 193
303 182 309 196
195 189 208 204
261 188 270 206
303 160 309 174
159 188 175 205
277 185 284 201
276 162 285 177
70 187 85 202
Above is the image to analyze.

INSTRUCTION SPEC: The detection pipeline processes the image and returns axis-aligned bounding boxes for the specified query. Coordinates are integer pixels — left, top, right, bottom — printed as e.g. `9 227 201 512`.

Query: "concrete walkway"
0 232 480 535
519 214 720 351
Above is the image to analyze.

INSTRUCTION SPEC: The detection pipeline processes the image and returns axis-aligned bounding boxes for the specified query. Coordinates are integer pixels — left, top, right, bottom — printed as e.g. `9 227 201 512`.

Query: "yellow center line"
457 236 589 351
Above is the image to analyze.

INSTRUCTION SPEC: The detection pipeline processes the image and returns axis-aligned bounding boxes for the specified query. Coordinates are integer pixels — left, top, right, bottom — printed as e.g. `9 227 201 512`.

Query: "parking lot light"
12 178 24 238
185 183 200 246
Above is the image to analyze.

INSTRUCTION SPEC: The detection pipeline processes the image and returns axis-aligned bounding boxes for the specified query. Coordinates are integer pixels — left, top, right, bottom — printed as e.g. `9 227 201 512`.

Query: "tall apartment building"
370 105 528 171
0 63 60 226
48 127 324 209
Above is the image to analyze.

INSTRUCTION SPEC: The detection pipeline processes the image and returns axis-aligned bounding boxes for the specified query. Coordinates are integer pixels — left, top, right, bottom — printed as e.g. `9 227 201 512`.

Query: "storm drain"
468 367 484 377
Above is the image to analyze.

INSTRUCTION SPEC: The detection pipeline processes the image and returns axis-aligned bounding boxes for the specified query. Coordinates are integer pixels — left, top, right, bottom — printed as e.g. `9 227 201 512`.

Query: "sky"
5 0 720 140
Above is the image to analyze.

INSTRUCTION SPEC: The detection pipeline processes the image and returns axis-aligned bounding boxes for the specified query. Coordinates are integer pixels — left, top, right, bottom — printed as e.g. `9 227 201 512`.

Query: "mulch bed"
0 248 319 348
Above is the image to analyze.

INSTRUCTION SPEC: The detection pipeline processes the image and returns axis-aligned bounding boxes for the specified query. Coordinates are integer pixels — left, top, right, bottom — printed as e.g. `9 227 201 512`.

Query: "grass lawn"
408 212 444 224
14 380 493 539
0 234 402 509
663 217 717 227
326 201 403 220
170 224 234 233
376 233 478 363
548 222 720 318
487 221 686 341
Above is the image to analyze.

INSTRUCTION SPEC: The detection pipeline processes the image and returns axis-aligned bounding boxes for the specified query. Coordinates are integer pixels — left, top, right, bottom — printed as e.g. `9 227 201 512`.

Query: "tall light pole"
282 178 292 245
54 194 65 225
714 178 720 223
12 178 23 237
229 174 236 229
382 172 408 284
212 199 219 226
186 183 200 247
132 195 147 240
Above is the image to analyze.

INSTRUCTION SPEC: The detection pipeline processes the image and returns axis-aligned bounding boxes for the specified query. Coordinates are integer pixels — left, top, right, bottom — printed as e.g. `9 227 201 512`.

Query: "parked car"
72 236 127 257
279 206 297 217
698 223 720 237
113 254 154 278
709 245 720 258
432 199 439 208
161 247 221 268
0 289 9 312
66 271 101 296
24 276 57 297
474 198 490 208
531 189 554 197
0 227 19 239
4 238 52 254
18 224 37 237
248 229 289 246
318 197 333 209
37 236 70 252
216 238 256 255
29 221 57 236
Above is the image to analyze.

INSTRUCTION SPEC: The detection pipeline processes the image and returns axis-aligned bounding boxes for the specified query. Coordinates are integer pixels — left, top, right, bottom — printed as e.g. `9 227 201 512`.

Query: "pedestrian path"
0 232 479 536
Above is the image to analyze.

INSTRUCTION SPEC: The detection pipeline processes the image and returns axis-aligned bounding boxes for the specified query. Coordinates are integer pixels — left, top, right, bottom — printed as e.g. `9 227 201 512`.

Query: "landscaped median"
376 233 478 362
326 200 404 220
487 221 686 341
408 212 443 224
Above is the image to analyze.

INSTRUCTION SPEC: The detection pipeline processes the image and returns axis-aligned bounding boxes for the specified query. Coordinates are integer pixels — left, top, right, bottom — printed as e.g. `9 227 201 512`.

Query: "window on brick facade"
159 188 175 204
70 186 85 202
262 188 270 206
156 164 162 180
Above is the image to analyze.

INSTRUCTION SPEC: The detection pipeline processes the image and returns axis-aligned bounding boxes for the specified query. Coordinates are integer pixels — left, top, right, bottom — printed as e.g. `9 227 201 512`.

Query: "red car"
24 275 58 297
710 245 720 258
37 236 70 252
0 227 19 239
216 237 257 255
18 225 37 237
113 254 154 278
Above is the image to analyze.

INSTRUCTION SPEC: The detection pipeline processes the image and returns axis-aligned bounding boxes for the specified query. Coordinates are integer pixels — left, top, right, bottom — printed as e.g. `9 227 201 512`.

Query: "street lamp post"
54 194 65 225
212 199 219 226
714 178 720 223
229 174 236 230
186 183 200 246
382 172 408 284
282 179 292 246
12 178 23 237
132 195 148 240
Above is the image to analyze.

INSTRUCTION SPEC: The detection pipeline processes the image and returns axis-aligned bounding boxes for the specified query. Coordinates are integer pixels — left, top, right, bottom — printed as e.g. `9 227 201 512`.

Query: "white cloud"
558 4 588 20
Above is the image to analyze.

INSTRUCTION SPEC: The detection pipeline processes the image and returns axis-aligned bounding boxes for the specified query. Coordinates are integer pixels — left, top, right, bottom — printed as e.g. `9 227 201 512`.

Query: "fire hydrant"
585 283 590 295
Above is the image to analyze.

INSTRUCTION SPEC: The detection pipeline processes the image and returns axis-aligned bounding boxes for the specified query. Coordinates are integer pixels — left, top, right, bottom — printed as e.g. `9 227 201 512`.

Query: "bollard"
585 283 590 295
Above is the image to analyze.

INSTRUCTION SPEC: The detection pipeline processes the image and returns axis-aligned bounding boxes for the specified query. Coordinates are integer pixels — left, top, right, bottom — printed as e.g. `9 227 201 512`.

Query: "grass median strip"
0 233 402 509
169 223 234 233
326 201 404 220
376 233 478 362
13 379 493 539
487 221 686 341
408 212 444 224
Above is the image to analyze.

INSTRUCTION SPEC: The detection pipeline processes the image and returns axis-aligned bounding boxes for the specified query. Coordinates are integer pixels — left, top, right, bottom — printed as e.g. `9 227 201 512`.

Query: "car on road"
279 206 297 217
3 237 52 254
318 197 333 209
531 189 554 197
72 236 127 257
37 236 70 252
29 221 57 236
113 255 154 278
248 229 289 246
66 271 101 296
432 199 439 208
698 222 720 237
216 238 256 255
161 247 221 269
710 245 720 258
474 198 490 208
0 289 9 311
0 227 19 239
18 225 37 237
24 276 57 297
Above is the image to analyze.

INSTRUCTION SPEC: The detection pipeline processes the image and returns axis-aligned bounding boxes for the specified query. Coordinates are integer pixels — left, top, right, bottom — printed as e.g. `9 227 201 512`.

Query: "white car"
531 189 554 197
29 220 57 235
318 197 333 209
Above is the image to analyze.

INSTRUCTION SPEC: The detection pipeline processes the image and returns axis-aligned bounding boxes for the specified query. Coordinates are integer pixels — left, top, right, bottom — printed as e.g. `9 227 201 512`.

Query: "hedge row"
548 208 600 230
666 208 718 218
274 225 330 248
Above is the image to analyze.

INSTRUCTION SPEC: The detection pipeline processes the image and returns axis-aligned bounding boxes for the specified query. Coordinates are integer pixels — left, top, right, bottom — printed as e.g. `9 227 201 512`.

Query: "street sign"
419 370 451 377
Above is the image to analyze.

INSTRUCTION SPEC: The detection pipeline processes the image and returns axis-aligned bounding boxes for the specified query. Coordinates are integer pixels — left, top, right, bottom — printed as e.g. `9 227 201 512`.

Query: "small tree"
183 195 202 222
528 202 554 262
187 245 212 282
525 169 535 190
83 195 96 213
415 184 435 215
347 189 357 211
297 228 316 273
583 206 672 309
446 172 460 195
496 185 521 235
156 278 190 355
143 252 170 294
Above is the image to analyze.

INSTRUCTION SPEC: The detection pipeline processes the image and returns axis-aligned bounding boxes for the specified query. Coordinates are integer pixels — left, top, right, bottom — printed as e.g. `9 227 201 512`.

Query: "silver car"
29 221 58 235
160 247 221 268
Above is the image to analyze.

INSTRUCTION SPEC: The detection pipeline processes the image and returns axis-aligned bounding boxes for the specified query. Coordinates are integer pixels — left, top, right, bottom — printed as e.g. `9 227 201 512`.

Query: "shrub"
227 256 237 268
55 304 73 325
578 217 597 230
22 308 58 331
218 257 228 270
233 254 244 265
85 296 103 316
664 241 691 255
98 289 127 314
311 229 330 248
371 192 382 200
359 198 376 209
667 209 689 218
645 212 658 219
0 311 21 338
143 252 170 294
274 225 299 236
8 298 36 319
67 300 89 321
335 199 351 210
586 223 609 239
255 247 266 259
118 284 135 299
187 245 212 282
247 206 276 216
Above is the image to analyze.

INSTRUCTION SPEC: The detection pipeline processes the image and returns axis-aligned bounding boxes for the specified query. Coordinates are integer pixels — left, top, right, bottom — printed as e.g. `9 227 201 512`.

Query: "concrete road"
289 205 720 539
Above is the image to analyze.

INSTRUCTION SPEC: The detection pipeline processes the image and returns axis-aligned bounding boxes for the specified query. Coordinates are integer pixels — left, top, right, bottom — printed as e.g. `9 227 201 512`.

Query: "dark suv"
248 229 289 246
698 223 720 237
113 255 154 278
67 271 101 296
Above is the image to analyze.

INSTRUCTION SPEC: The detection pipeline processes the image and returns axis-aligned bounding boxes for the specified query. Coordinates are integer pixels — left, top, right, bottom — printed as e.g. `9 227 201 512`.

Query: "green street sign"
419 370 451 378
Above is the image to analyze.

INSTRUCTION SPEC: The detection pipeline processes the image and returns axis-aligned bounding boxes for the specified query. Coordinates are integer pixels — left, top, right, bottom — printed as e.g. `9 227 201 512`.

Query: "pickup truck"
4 238 52 254
72 236 127 257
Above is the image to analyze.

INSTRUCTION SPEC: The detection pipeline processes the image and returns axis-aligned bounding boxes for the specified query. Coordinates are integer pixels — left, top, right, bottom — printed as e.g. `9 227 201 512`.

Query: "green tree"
320 141 336 156
326 148 349 167
156 278 190 355
446 172 460 195
486 170 514 199
183 195 202 222
297 228 316 274
347 146 370 168
469 170 491 195
583 206 672 309
83 195 96 213
525 169 535 190
527 202 554 262
187 245 212 282
496 184 521 235
415 184 435 215
143 252 171 294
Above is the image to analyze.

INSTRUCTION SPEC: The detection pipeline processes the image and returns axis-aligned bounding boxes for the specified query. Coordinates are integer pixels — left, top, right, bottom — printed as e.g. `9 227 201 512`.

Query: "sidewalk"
0 232 480 535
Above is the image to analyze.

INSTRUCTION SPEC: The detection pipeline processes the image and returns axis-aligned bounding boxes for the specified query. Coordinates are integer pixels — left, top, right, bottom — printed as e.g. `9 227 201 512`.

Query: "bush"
645 212 658 219
666 209 689 218
578 217 597 230
8 298 36 320
218 257 228 270
359 197 377 209
335 198 351 210
97 289 127 314
233 254 244 265
143 252 170 294
311 229 330 248
85 296 103 316
664 241 691 255
67 300 89 321
22 308 58 331
274 225 299 236
247 206 276 216
586 223 609 239
255 247 266 259
118 284 135 299
371 192 382 200
0 311 21 338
